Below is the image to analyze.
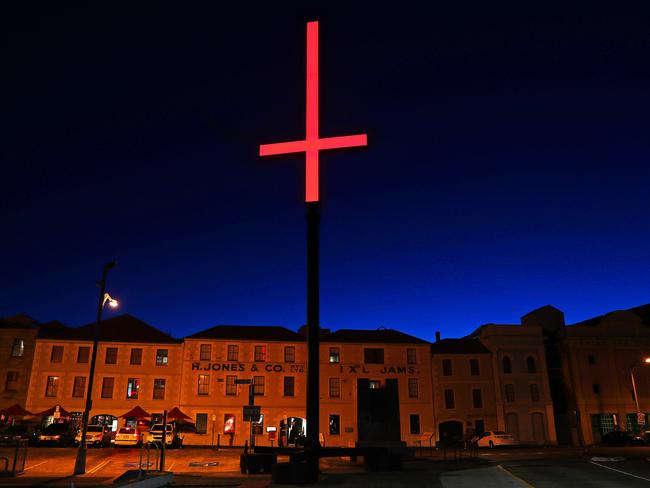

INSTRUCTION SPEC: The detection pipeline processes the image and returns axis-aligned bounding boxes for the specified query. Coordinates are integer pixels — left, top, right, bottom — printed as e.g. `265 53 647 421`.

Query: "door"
531 413 546 444
357 378 401 443
505 413 519 440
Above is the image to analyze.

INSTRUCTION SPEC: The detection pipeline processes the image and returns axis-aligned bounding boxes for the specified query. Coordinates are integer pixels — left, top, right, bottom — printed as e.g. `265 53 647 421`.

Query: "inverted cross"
259 21 368 203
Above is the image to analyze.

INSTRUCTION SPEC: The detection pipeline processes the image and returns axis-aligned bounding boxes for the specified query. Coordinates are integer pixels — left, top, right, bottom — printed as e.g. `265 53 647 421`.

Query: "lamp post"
74 261 118 475
629 357 650 431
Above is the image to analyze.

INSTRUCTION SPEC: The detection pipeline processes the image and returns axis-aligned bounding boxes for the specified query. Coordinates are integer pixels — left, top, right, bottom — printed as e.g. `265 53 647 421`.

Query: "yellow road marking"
23 460 48 471
168 461 175 471
87 459 110 474
497 464 535 488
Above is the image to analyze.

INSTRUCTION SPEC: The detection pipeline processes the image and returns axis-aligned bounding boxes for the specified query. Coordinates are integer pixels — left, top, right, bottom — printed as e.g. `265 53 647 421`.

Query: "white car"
145 424 174 446
475 431 517 448
75 424 111 447
114 427 143 447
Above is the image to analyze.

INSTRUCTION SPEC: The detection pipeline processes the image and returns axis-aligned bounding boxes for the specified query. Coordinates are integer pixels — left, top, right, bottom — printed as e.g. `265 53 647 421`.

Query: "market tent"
166 407 191 420
35 405 69 417
0 404 33 416
119 406 151 418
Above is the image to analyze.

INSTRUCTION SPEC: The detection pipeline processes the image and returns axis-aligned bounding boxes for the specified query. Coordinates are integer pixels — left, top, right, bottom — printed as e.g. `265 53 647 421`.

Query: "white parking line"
168 461 175 471
23 460 48 471
87 459 111 474
588 460 650 482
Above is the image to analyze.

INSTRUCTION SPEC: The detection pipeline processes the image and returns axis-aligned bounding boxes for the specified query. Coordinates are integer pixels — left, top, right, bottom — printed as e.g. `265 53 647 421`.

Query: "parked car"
0 423 40 445
114 427 143 447
602 430 647 447
36 422 76 447
475 431 518 448
75 424 111 447
145 424 176 447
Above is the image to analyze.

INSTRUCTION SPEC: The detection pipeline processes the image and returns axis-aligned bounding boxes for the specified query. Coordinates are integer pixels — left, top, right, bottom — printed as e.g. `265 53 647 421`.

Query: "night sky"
3 2 650 341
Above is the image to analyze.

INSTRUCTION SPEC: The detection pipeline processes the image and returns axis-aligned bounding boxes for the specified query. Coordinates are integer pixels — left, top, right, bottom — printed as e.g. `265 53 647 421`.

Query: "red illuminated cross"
259 21 368 203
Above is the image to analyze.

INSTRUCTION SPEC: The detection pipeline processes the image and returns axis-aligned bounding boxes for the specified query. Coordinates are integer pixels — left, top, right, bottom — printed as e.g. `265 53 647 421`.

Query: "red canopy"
166 407 191 420
35 405 69 417
119 406 151 418
0 404 33 416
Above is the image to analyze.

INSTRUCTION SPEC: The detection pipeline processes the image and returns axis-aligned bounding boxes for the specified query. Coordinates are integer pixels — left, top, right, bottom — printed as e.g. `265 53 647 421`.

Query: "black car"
601 430 647 447
0 423 40 445
36 422 76 447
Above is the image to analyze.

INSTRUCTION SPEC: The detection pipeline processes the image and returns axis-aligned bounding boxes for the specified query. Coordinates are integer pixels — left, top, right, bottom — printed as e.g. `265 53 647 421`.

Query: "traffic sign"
243 406 261 422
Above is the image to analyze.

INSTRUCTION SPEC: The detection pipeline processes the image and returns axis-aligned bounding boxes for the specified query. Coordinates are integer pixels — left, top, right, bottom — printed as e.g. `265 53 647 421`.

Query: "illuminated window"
364 348 384 364
329 378 340 398
407 348 416 364
72 376 86 397
101 377 114 398
253 376 265 395
130 348 142 365
11 339 24 358
284 346 296 363
254 346 266 362
224 414 235 434
196 413 208 434
77 346 90 363
502 356 512 374
444 389 455 409
105 347 118 364
5 371 18 392
153 379 165 400
126 378 140 399
369 380 381 389
227 345 239 361
329 347 340 363
470 359 480 376
442 359 452 376
472 389 483 408
408 378 418 398
200 344 211 361
284 376 295 397
252 414 264 435
198 374 210 396
45 376 59 397
505 384 515 402
527 356 537 374
329 414 340 435
51 345 63 363
156 349 168 366
225 375 237 396
409 414 421 434
530 384 540 402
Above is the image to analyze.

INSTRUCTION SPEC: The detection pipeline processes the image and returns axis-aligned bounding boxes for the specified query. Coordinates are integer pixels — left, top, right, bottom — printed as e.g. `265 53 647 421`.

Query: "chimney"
435 331 441 342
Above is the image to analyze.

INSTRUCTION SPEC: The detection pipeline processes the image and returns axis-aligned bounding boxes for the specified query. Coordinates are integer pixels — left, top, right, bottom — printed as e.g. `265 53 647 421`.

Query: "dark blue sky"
3 2 650 341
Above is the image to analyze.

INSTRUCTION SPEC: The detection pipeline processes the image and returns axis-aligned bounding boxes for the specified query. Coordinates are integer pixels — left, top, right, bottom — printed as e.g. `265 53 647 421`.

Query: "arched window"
527 356 537 373
502 356 512 374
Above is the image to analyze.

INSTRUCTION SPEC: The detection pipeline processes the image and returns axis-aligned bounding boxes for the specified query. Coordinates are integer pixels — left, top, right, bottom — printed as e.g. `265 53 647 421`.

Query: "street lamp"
74 261 117 475
629 356 650 431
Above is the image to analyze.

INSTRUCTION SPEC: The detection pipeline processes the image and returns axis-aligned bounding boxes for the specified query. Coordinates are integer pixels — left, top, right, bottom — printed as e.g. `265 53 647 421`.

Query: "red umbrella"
0 404 33 416
35 405 69 417
166 407 191 420
119 406 151 418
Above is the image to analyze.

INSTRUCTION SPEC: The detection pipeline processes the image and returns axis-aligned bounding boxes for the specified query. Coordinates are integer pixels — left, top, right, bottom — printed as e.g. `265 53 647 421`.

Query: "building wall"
0 326 37 410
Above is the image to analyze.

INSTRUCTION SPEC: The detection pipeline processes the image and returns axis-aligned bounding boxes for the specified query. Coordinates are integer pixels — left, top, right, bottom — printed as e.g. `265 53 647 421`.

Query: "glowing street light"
103 293 119 308
629 357 650 430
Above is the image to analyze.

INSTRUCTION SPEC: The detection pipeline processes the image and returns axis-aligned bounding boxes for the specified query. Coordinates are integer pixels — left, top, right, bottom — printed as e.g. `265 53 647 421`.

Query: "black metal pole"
306 202 320 456
160 409 167 471
74 261 115 475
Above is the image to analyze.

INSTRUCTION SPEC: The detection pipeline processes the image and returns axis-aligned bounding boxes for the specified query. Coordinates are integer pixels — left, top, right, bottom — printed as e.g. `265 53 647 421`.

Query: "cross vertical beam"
306 21 319 203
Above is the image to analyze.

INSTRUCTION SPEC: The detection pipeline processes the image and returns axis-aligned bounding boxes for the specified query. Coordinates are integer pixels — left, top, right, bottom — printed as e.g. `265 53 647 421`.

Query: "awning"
166 407 191 420
35 405 70 417
0 404 33 416
119 406 151 418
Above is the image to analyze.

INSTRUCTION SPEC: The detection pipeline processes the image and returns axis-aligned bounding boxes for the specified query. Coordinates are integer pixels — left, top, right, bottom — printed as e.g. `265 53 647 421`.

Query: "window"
254 346 266 362
364 348 384 364
196 413 208 434
77 346 90 363
126 378 140 399
409 414 421 434
472 389 483 408
329 414 340 435
253 376 265 396
588 354 596 365
5 371 18 392
51 345 63 363
45 376 59 397
11 339 24 358
527 356 537 374
470 359 480 376
153 379 166 400
407 348 417 364
227 345 238 361
200 344 211 361
72 376 86 397
408 378 419 398
505 384 515 402
224 414 236 434
198 374 210 396
369 380 381 389
252 415 264 435
284 376 295 397
105 347 118 364
156 349 168 366
502 356 512 374
130 348 142 365
225 375 237 396
592 384 600 395
442 359 452 376
329 378 341 398
444 389 455 409
329 347 340 363
284 346 296 363
101 377 114 398
530 384 540 402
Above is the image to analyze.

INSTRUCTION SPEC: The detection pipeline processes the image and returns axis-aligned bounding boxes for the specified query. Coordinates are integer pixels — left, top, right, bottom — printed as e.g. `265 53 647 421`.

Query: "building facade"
0 315 39 411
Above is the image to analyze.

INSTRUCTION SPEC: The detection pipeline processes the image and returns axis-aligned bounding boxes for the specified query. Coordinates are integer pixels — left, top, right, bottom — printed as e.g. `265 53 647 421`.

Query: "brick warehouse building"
5 303 650 447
